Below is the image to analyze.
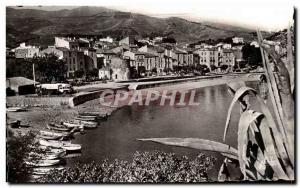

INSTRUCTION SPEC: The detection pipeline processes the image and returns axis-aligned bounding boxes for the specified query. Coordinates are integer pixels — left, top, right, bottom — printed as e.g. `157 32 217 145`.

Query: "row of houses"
10 36 247 81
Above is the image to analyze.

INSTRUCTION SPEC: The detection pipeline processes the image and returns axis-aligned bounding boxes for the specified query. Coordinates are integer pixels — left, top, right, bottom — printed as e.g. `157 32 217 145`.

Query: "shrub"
38 151 216 183
7 130 41 183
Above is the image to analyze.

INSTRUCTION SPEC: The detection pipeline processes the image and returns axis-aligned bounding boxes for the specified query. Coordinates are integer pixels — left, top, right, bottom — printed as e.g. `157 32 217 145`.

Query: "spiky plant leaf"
223 86 294 179
223 86 253 142
237 110 263 179
137 138 238 160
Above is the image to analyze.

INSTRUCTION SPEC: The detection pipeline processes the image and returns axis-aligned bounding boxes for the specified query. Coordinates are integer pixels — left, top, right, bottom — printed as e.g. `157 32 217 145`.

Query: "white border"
1 0 299 187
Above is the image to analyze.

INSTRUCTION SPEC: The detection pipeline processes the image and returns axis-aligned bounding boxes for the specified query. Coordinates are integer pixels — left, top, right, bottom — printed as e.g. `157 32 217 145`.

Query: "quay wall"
6 96 71 107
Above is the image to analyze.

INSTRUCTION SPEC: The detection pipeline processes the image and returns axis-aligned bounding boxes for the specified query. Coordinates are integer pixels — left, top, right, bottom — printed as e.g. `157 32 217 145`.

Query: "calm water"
69 82 260 179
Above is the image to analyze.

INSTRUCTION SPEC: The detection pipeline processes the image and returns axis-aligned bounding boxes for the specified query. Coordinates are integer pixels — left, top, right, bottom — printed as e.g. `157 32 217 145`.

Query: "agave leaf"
137 138 238 159
254 93 294 179
259 117 289 180
218 158 230 182
238 110 264 179
248 123 267 178
223 86 254 142
257 30 290 157
286 25 294 92
224 86 294 179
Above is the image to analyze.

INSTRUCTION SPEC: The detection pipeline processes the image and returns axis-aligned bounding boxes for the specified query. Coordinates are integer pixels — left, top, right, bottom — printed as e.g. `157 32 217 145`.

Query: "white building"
14 43 40 59
99 66 111 80
99 37 113 43
232 37 244 44
55 37 79 50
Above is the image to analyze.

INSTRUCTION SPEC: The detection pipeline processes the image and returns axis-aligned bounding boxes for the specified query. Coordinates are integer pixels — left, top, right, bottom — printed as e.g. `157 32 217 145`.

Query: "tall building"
14 43 39 59
55 37 79 50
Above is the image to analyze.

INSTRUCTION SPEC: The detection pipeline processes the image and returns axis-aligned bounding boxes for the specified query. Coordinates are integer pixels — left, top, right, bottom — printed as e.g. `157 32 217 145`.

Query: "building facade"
14 43 39 59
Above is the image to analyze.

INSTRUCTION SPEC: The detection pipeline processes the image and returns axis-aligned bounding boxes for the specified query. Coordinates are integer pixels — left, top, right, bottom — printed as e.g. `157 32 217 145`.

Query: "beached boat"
38 134 63 140
40 130 69 137
64 153 82 158
43 147 67 157
7 107 26 112
78 114 98 118
47 124 71 132
28 152 61 160
74 119 97 129
39 139 81 151
25 159 61 167
83 123 97 129
75 116 97 121
39 139 71 148
63 122 84 129
79 112 108 121
32 166 64 175
62 144 81 151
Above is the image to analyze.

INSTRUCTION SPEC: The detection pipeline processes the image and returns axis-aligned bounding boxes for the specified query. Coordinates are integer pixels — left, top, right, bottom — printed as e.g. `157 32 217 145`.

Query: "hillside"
6 6 259 48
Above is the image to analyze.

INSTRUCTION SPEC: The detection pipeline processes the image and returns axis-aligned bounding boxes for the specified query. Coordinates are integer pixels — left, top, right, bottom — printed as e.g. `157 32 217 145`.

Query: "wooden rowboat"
75 116 97 121
63 122 84 129
47 124 71 132
62 144 81 151
38 134 63 140
73 120 97 129
25 159 61 167
39 139 71 148
32 166 64 175
40 130 69 137
7 107 26 112
39 139 81 151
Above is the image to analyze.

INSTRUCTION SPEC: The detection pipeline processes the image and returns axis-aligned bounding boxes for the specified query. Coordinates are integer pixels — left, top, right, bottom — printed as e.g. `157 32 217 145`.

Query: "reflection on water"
68 82 259 179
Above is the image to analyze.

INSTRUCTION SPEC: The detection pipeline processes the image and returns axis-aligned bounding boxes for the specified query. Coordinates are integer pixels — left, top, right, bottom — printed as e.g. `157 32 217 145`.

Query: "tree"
242 44 262 68
7 130 43 183
35 54 68 82
210 65 217 72
151 67 157 74
74 69 85 78
86 68 99 80
6 54 68 82
162 37 176 44
137 66 146 75
220 64 228 71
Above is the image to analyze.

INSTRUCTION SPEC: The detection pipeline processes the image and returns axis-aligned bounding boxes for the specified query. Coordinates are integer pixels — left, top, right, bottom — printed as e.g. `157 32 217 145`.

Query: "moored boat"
39 139 71 148
40 130 69 137
47 124 71 132
7 107 26 112
62 144 81 151
38 134 63 140
63 122 84 129
32 166 64 175
39 139 81 151
75 116 97 122
25 159 61 167
74 119 97 129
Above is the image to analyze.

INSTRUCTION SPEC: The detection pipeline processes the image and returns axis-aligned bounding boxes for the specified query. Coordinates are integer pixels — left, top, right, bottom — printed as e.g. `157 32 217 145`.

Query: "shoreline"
6 74 258 182
7 74 260 134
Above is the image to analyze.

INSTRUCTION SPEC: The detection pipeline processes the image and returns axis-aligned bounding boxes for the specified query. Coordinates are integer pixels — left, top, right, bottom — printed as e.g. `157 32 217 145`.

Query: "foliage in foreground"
6 130 40 183
139 27 295 181
38 151 216 183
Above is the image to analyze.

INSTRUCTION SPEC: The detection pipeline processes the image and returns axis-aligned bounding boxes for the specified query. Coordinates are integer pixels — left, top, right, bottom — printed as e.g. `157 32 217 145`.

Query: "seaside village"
6 35 265 177
7 35 262 84
6 33 286 180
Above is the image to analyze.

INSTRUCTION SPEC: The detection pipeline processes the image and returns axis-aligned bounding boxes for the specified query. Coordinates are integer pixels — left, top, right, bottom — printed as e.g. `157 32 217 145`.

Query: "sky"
8 0 295 31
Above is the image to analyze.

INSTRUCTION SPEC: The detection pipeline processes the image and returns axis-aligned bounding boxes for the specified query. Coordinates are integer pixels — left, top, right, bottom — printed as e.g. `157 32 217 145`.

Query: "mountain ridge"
6 6 262 48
